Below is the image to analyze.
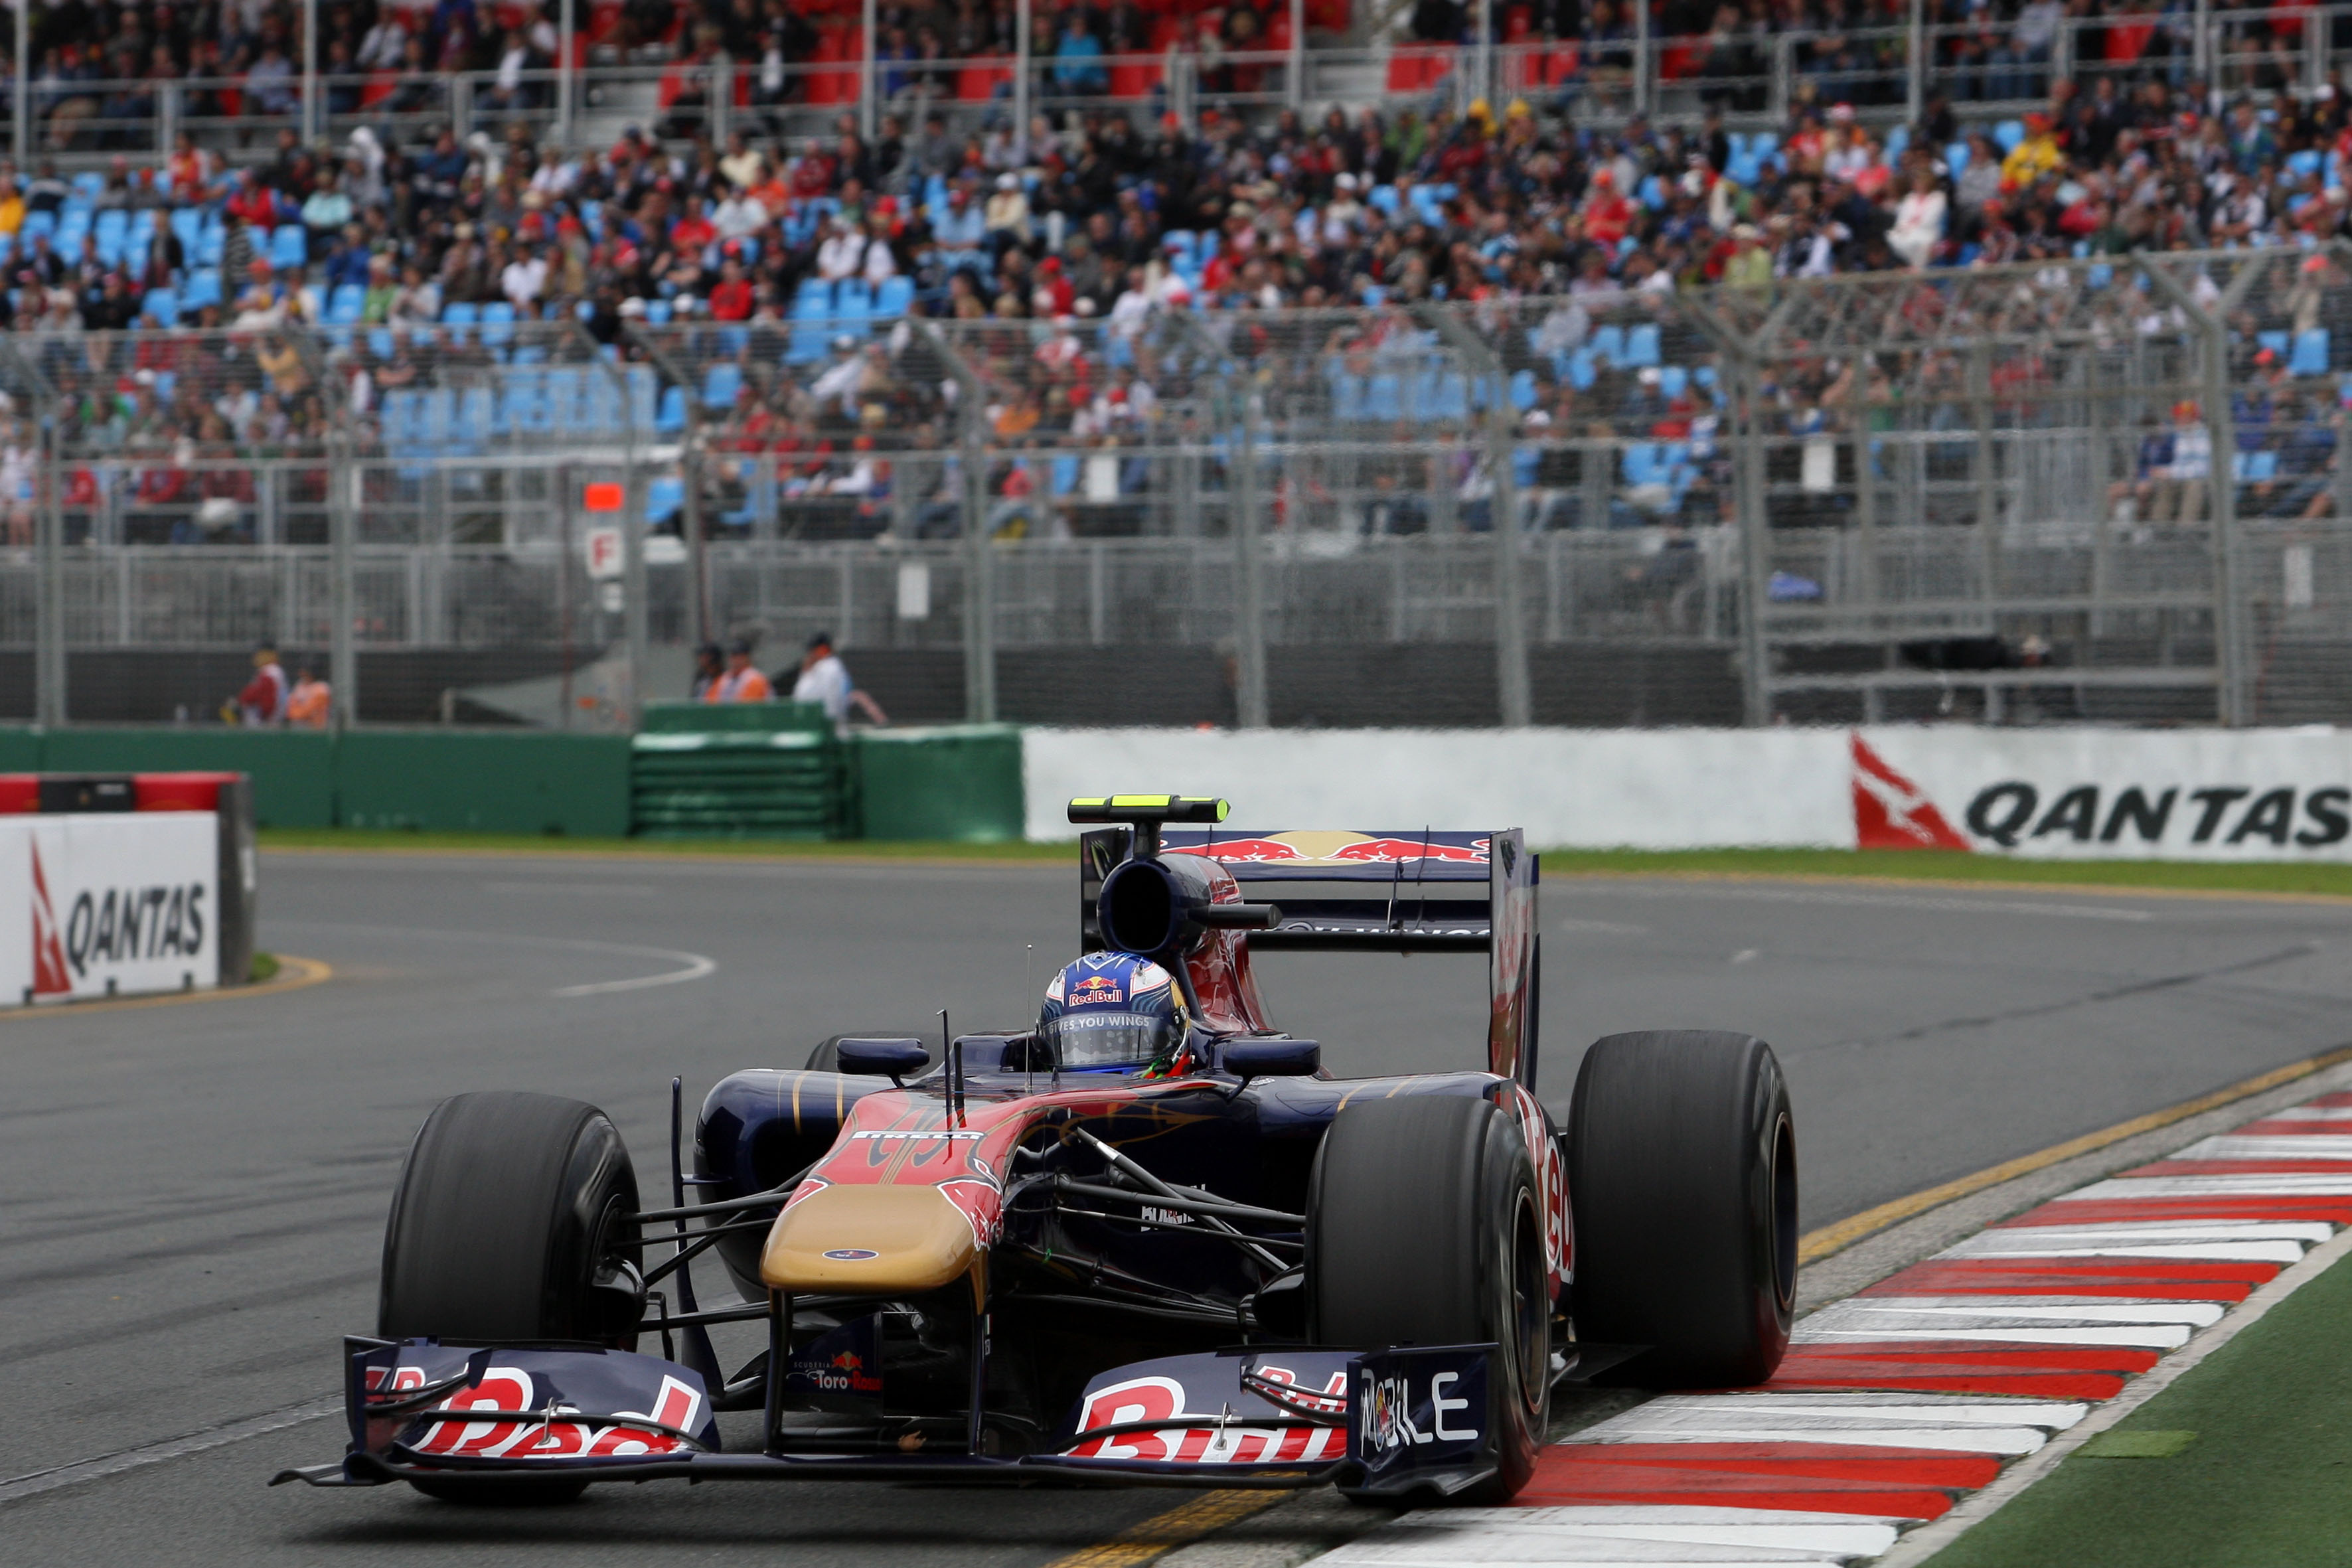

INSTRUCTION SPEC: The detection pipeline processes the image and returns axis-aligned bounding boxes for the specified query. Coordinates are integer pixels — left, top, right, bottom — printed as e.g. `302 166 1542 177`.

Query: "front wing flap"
274 1336 1498 1495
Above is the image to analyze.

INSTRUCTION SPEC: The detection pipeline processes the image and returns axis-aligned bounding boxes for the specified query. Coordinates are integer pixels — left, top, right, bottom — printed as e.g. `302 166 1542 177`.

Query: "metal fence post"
1734 360 1770 727
1424 305 1530 727
919 322 996 722
1234 394 1269 729
330 434 357 727
557 0 576 148
1014 0 1031 153
35 419 62 726
13 0 27 166
861 0 878 140
2142 262 2245 726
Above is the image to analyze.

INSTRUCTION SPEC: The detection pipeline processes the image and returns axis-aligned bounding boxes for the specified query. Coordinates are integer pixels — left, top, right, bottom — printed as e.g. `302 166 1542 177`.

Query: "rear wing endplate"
1079 826 1540 1087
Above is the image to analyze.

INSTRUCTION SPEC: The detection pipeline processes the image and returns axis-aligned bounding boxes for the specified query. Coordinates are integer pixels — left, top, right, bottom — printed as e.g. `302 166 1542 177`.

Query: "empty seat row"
379 369 659 452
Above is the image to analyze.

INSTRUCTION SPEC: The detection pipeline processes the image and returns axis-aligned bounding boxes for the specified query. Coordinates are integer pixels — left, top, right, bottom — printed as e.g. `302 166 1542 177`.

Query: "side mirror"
835 1038 931 1085
1222 1038 1320 1083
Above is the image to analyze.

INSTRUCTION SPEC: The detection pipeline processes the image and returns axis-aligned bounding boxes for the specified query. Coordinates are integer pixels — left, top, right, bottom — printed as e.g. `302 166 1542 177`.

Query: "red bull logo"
1331 836 1490 864
832 1352 864 1372
1070 975 1125 1004
1166 837 1304 863
1169 832 1490 866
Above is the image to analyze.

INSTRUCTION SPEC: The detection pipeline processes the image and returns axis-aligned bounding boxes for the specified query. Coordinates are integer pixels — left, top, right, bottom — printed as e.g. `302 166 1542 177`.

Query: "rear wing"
1078 826 1540 1087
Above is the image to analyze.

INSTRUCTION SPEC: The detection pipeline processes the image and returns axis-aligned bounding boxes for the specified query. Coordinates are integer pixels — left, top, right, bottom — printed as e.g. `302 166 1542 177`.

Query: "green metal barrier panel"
337 732 632 836
37 729 339 827
851 726 1024 843
640 702 832 735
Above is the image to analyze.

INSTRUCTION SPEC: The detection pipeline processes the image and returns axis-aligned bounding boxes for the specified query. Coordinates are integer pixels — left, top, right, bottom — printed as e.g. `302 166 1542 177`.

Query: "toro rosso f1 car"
276 796 1798 1505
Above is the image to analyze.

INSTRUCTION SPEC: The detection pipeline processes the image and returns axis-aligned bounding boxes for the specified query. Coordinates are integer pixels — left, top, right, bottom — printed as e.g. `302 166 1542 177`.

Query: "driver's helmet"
1038 952 1188 1071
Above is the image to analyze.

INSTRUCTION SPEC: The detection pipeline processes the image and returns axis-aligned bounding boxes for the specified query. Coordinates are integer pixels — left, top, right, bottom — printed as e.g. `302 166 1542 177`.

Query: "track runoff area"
9 853 2352 1566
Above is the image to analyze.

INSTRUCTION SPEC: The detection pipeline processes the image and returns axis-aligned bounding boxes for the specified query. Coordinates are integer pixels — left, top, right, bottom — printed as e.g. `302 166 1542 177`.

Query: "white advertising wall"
0 813 219 1006
1024 727 2352 862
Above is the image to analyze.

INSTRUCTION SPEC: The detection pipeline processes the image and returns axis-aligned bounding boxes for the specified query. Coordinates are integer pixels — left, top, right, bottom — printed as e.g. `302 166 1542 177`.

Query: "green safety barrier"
850 725 1024 842
0 714 1027 842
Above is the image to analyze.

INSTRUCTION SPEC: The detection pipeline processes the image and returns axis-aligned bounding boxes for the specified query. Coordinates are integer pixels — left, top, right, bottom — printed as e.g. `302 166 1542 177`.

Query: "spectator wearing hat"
790 633 888 728
708 639 774 702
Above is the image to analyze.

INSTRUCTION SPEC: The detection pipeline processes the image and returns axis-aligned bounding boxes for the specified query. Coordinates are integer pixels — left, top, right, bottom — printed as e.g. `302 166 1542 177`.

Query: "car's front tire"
1308 1093 1549 1504
378 1090 645 1504
1566 1030 1797 1387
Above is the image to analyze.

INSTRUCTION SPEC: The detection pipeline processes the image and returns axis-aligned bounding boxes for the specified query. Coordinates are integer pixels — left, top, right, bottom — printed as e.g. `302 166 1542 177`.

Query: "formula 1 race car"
276 796 1797 1505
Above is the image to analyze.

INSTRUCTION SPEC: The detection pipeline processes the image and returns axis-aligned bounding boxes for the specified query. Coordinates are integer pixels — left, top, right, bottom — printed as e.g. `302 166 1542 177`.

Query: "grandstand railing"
4 254 2352 730
15 2 2352 171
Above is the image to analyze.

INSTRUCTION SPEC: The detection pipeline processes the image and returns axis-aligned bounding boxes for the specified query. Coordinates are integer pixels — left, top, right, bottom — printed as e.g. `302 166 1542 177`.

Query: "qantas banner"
0 813 218 1006
1027 727 2352 862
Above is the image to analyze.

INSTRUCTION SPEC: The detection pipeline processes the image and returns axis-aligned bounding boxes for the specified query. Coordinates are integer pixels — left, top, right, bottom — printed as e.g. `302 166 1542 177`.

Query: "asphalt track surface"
8 851 2352 1566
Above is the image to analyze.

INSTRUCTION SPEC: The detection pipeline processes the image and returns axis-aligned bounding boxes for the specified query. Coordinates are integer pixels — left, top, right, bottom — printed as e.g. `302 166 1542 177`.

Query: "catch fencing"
7 246 2352 730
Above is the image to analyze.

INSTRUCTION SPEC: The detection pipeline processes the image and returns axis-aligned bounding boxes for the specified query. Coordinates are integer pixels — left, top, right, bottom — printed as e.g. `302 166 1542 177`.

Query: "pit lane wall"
1021 727 2352 860
0 813 219 1005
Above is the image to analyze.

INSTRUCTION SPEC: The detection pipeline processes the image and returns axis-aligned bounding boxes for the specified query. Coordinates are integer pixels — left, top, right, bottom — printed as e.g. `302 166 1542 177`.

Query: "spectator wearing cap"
789 633 888 728
707 639 774 702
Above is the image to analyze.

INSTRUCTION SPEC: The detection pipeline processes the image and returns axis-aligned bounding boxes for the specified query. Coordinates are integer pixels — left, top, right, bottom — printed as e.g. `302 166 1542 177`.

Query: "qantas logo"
1852 736 2352 854
1851 736 1969 850
29 846 68 997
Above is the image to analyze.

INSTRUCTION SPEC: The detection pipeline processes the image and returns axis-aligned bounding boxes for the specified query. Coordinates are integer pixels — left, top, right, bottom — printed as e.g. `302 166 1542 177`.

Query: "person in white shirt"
713 185 768 240
860 216 899 285
816 218 867 282
1889 173 1946 270
789 632 888 728
501 240 549 309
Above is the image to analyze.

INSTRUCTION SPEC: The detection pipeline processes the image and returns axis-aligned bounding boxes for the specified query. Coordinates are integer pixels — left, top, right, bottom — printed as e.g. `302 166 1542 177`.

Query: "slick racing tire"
378 1091 645 1506
1308 1094 1548 1504
1567 1030 1796 1388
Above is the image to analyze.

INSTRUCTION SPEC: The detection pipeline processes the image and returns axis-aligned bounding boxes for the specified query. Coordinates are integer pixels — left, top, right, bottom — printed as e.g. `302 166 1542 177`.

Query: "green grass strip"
251 830 2352 898
1926 1245 2352 1567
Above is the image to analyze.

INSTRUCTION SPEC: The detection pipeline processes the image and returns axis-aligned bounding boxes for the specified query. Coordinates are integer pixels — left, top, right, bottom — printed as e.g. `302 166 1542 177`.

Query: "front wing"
272 1337 1500 1498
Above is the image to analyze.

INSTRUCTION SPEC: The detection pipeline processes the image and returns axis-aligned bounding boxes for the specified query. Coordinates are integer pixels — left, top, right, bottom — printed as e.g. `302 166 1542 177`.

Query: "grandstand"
0 0 2349 732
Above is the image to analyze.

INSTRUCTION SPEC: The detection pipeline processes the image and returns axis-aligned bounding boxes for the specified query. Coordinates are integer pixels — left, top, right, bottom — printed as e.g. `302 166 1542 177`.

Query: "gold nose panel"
759 1184 980 1294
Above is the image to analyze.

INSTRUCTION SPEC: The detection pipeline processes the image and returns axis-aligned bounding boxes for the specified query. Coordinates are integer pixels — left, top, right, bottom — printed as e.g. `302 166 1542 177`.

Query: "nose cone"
760 1184 980 1294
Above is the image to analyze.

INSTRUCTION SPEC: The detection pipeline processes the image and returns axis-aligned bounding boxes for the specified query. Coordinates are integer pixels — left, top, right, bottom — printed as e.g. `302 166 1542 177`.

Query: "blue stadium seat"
1624 324 1661 367
2259 329 2290 360
441 300 479 327
1508 368 1537 412
70 171 102 201
1331 370 1366 421
1589 325 1626 364
1658 366 1688 400
2292 329 2331 376
645 476 684 524
451 388 491 452
1428 372 1470 422
508 370 552 434
1946 141 1970 177
1885 125 1909 160
1367 185 1399 217
270 225 308 270
1567 349 1597 390
196 216 223 266
141 288 177 326
626 366 658 430
327 283 365 323
19 209 54 242
1051 456 1079 495
656 385 687 434
1364 374 1403 422
643 298 672 325
1994 119 2025 153
367 327 394 358
478 301 516 352
834 279 872 326
169 208 202 259
181 268 222 311
716 325 749 358
548 367 589 430
874 275 914 319
702 362 742 410
2289 149 2323 178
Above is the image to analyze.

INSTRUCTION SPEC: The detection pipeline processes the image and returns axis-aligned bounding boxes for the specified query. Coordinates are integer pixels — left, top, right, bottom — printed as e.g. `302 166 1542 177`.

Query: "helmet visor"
1041 1010 1171 1069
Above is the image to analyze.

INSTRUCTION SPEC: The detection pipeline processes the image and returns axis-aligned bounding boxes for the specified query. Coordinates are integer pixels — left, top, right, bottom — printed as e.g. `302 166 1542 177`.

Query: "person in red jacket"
227 643 287 726
1583 168 1633 247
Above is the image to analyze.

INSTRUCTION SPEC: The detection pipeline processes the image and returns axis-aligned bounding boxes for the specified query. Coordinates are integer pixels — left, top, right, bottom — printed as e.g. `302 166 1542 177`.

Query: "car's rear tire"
1308 1094 1548 1504
1566 1030 1796 1387
378 1091 645 1506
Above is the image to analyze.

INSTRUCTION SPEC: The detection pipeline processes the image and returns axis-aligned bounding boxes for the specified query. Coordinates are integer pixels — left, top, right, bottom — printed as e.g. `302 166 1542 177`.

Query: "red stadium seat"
1110 60 1162 98
957 54 1014 100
